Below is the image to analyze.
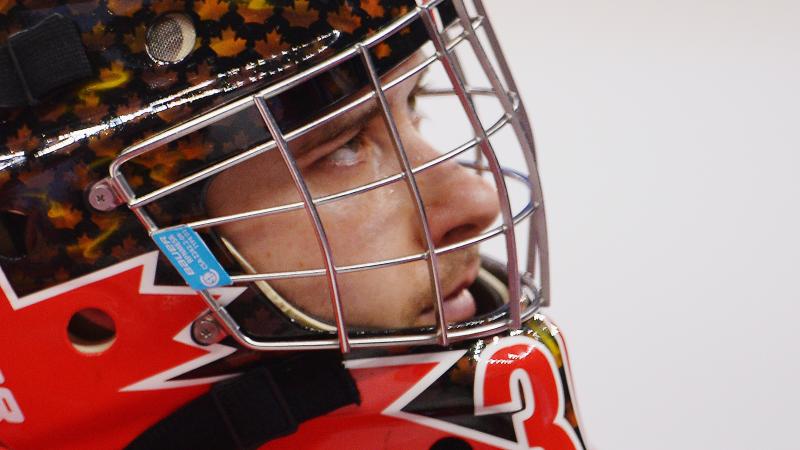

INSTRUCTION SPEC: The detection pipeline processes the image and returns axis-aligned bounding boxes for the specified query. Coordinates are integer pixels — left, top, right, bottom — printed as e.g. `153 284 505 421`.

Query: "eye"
327 145 360 166
320 135 368 168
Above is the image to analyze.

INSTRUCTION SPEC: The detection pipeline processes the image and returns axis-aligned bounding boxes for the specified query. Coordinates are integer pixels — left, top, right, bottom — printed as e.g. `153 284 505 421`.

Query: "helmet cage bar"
418 1 521 330
459 0 551 306
106 0 549 352
358 43 448 346
226 167 535 283
180 87 516 233
254 98 351 352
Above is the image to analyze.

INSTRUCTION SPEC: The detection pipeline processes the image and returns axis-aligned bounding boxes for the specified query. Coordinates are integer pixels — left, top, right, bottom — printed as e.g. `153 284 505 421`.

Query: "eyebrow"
288 98 379 157
286 65 426 157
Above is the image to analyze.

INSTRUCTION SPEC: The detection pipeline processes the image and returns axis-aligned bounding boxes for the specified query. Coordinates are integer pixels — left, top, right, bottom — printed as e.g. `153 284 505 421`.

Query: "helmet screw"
88 179 123 212
192 314 226 345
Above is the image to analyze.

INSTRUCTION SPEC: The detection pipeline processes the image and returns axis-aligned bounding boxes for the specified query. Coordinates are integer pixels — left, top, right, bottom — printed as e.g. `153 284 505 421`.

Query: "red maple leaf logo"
0 252 245 450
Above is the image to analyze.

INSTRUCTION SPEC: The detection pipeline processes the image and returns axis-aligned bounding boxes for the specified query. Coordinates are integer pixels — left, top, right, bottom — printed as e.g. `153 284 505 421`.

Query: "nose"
413 142 502 248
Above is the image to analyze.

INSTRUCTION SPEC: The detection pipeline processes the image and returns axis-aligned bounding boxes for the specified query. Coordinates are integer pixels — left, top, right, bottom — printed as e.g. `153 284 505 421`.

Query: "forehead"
284 51 429 154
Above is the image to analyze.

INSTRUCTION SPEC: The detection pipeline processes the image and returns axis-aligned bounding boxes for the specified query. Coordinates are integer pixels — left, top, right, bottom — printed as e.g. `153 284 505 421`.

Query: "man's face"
205 54 501 329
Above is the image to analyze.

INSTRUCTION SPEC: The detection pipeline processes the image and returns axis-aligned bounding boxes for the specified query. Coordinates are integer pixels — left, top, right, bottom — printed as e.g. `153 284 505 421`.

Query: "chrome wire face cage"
105 0 550 353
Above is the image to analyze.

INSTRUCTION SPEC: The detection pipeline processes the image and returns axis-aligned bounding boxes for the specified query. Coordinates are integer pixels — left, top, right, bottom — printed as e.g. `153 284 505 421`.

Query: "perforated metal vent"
146 13 196 64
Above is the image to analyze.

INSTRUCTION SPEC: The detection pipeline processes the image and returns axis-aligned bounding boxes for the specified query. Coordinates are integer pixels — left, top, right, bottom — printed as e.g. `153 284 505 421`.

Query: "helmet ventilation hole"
430 437 473 450
146 13 196 64
67 308 117 354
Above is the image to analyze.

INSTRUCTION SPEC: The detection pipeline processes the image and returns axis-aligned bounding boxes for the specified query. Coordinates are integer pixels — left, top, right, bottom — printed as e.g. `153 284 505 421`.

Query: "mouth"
415 261 480 326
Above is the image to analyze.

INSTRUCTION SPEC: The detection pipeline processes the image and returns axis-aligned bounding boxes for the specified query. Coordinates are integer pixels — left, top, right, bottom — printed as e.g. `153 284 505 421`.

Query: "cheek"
318 182 421 267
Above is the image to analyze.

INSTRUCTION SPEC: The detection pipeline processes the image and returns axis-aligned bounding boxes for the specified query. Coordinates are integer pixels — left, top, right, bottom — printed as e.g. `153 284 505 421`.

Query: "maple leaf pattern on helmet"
238 0 275 24
255 28 290 57
375 41 391 59
82 23 115 51
47 202 83 230
210 27 247 57
0 0 445 297
124 24 148 53
115 94 144 117
283 0 319 28
361 0 384 16
89 137 125 160
111 236 142 260
73 92 110 119
197 0 229 21
328 3 361 34
5 125 40 153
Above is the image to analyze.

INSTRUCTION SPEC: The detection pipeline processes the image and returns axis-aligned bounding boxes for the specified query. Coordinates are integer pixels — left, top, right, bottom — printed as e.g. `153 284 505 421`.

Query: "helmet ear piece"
146 13 197 64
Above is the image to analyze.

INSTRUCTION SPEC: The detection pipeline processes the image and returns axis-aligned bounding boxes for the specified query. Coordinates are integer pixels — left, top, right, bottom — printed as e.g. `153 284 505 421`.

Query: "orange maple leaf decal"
197 0 229 21
6 125 40 152
111 235 141 260
89 137 124 159
254 29 290 57
328 3 362 34
210 27 247 57
107 0 142 17
375 42 391 59
47 202 84 230
361 0 384 17
115 94 143 117
176 133 211 162
238 0 275 24
283 0 319 28
70 163 95 191
16 162 53 188
74 92 110 120
82 22 115 50
124 24 148 53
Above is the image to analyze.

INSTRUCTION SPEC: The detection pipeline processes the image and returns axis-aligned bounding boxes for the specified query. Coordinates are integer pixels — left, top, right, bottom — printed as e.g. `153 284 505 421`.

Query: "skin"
206 54 501 328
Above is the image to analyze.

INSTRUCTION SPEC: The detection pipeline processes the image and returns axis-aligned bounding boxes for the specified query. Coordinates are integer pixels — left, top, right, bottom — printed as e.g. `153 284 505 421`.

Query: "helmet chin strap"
220 236 338 333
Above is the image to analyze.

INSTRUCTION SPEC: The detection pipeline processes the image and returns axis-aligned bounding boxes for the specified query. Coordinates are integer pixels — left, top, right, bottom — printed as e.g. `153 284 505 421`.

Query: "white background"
482 1 800 449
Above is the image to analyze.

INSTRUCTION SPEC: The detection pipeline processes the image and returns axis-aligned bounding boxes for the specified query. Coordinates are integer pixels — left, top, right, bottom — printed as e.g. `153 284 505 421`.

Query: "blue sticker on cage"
152 226 232 290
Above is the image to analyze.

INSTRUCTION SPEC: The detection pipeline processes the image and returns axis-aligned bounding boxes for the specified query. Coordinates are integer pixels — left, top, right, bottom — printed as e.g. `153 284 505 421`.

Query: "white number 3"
0 370 24 424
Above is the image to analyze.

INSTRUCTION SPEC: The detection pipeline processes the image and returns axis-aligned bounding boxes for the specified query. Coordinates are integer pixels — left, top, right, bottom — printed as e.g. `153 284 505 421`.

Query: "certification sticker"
152 226 232 290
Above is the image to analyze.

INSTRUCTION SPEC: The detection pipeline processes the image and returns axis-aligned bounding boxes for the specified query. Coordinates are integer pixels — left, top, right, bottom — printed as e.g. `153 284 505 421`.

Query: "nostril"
440 223 478 247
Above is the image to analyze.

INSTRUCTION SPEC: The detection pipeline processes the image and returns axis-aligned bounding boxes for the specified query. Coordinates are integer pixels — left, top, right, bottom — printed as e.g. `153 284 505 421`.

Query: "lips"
416 262 480 326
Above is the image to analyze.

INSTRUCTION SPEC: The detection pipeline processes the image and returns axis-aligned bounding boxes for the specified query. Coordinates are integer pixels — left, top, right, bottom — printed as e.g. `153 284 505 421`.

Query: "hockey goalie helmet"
0 0 549 352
